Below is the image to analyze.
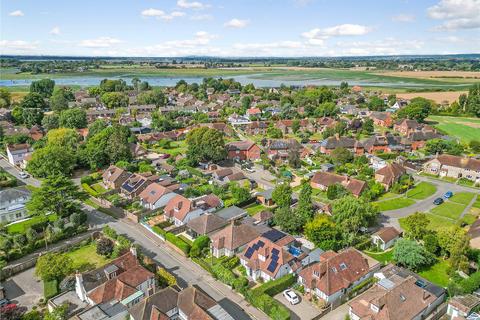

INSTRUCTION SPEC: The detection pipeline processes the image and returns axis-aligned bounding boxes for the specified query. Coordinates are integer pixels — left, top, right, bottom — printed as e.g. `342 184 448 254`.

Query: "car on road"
18 171 29 179
444 191 453 199
283 289 300 305
244 167 255 173
433 198 444 205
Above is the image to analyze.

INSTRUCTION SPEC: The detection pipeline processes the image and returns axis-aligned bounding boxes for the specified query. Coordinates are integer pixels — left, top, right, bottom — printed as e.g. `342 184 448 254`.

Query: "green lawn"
427 116 480 144
364 250 394 264
473 199 480 209
462 213 477 225
65 243 112 272
406 182 437 200
151 141 188 157
399 213 456 231
244 203 268 216
91 183 107 194
377 192 399 201
449 192 476 205
418 259 450 287
7 214 57 234
430 201 466 220
374 197 415 211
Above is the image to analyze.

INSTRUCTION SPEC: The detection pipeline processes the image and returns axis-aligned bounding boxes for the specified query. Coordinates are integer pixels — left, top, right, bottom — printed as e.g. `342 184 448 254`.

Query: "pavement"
3 268 43 311
1 159 263 320
321 303 350 320
274 291 321 320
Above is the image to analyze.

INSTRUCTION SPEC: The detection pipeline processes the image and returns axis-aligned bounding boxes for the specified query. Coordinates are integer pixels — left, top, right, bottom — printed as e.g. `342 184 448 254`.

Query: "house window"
340 263 347 270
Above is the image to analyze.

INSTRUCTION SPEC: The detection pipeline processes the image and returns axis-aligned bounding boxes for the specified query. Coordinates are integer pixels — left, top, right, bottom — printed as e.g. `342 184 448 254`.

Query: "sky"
1 0 479 57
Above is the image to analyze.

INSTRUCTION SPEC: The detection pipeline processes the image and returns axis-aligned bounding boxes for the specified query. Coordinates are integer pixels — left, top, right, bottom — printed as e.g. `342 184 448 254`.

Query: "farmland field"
396 91 467 104
427 116 480 143
375 70 480 83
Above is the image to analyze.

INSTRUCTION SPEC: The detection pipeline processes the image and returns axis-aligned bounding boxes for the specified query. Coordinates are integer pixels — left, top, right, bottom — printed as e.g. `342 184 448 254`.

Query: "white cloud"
224 18 249 28
49 26 61 35
335 38 424 56
190 14 213 21
141 8 185 21
0 40 39 54
302 24 371 45
177 0 208 10
79 37 123 48
428 0 480 30
392 14 415 22
9 10 24 17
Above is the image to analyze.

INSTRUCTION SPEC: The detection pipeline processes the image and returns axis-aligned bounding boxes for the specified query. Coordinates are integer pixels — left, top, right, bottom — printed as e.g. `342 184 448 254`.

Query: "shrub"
157 267 177 287
102 225 118 239
80 175 95 185
245 290 290 320
43 279 58 299
165 233 191 255
221 256 240 269
82 183 98 197
96 237 114 256
253 274 296 296
232 276 249 291
211 263 236 286
190 235 210 258
152 225 166 237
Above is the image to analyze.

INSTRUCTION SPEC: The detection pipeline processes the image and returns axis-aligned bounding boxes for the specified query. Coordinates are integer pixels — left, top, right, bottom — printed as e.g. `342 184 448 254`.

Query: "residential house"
298 248 380 303
362 135 390 154
6 144 33 167
266 139 303 161
210 222 259 258
393 119 423 136
375 163 406 190
423 155 480 183
246 107 262 119
138 183 177 211
244 121 269 135
212 168 234 181
29 125 44 141
226 141 261 161
276 119 310 134
214 206 247 222
371 227 401 250
316 117 337 131
121 173 158 199
406 130 441 150
186 214 227 239
164 194 222 227
348 264 445 320
310 172 367 197
367 154 387 170
319 135 364 155
446 294 480 320
228 114 251 126
128 286 234 320
252 211 273 226
102 165 132 190
0 187 31 223
75 248 155 314
129 143 148 159
256 189 275 207
370 112 393 127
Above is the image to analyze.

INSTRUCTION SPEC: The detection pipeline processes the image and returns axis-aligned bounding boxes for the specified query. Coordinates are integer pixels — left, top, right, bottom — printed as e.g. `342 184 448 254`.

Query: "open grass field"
406 182 437 200
430 201 466 220
397 91 467 104
427 115 480 143
449 192 476 205
418 259 450 287
65 243 112 272
374 197 415 211
376 70 480 83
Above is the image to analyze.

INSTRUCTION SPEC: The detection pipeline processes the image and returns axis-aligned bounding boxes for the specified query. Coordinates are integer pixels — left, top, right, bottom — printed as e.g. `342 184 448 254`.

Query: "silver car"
283 289 300 305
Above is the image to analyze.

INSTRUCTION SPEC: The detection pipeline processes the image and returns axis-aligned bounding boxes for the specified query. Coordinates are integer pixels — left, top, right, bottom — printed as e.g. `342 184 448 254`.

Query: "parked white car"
19 171 29 179
283 289 300 305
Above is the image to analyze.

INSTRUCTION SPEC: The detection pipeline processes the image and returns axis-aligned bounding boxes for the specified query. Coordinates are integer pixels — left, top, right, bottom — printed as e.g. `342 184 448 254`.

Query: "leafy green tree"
368 96 385 111
297 182 314 222
21 92 48 110
229 182 251 205
331 196 378 237
288 149 301 168
466 83 480 117
314 101 339 117
11 106 24 124
470 140 480 153
35 252 73 281
44 303 69 320
137 89 165 107
273 206 304 234
22 107 44 127
426 139 464 156
41 113 60 131
292 119 301 134
437 226 469 258
362 118 374 134
106 125 132 163
99 79 127 92
0 88 11 108
27 145 76 177
46 128 80 150
190 235 210 258
101 92 128 109
157 267 177 287
272 183 292 208
267 125 283 139
396 97 434 123
30 79 55 98
87 119 108 138
96 238 114 256
401 212 430 240
423 233 440 255
186 127 226 164
59 108 87 129
27 174 86 218
327 183 349 200
50 87 73 112
331 147 353 165
393 239 435 271
151 112 175 131
304 215 342 251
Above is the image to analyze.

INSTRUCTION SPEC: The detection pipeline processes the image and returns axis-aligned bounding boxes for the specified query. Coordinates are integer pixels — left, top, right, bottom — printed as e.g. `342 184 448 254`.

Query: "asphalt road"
1 158 261 320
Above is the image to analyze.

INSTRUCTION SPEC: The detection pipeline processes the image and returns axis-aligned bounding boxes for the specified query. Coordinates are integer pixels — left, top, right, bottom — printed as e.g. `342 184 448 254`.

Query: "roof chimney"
130 246 137 258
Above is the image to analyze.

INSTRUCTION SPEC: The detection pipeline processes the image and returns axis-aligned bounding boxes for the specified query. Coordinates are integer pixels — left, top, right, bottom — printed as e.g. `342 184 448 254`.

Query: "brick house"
319 135 364 155
310 172 367 197
226 141 261 161
370 112 393 127
164 194 222 226
121 173 158 199
210 222 259 258
102 165 132 190
138 182 177 210
374 163 406 190
423 155 480 183
244 121 269 135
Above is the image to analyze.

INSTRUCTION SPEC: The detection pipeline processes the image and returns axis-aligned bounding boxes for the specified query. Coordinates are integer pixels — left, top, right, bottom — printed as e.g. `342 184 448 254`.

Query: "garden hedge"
165 232 191 255
253 274 296 296
44 279 58 299
82 183 99 197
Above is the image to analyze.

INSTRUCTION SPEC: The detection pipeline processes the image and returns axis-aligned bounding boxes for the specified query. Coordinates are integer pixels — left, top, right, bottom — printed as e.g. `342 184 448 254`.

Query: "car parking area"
274 291 321 320
2 268 43 310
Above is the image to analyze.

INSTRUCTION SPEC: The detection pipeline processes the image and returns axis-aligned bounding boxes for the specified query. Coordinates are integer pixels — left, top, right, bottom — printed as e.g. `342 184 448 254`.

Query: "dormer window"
400 294 406 302
259 254 266 262
340 263 347 270
313 270 319 277
331 267 337 273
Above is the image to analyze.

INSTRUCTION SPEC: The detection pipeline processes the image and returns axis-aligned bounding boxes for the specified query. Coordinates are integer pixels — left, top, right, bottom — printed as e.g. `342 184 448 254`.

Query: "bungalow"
423 154 480 183
375 162 406 190
164 194 222 227
319 135 363 155
121 173 158 199
186 214 227 239
212 168 234 181
210 222 259 258
102 165 132 190
75 248 155 311
214 205 248 222
310 172 367 198
6 143 33 167
298 248 380 303
246 107 262 119
138 183 177 210
348 264 445 320
371 227 401 250
370 112 393 127
226 141 261 161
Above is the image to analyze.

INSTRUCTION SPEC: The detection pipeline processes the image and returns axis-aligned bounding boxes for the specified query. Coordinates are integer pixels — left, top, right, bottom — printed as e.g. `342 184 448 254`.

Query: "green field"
65 243 112 271
406 182 437 200
418 259 450 287
430 201 466 220
427 116 480 143
374 197 416 211
449 192 476 205
364 250 394 264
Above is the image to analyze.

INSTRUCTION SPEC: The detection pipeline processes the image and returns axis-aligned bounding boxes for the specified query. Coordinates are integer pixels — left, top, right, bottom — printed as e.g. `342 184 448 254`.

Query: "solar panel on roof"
271 248 279 256
262 229 286 243
267 261 277 273
258 240 265 247
252 243 258 251
272 255 279 262
245 247 254 259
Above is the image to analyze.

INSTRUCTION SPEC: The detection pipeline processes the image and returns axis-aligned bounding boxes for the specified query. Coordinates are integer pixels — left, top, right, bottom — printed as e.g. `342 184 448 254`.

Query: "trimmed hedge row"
253 274 296 296
44 279 58 299
82 183 99 197
165 232 191 255
244 290 290 320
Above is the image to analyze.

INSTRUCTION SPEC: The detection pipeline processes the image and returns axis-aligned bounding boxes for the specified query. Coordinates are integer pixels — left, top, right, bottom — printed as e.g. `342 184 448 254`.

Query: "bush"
157 267 177 287
152 225 166 237
221 256 240 269
165 233 191 255
253 274 296 296
80 175 95 185
43 279 58 299
190 235 210 258
211 263 236 286
102 225 118 239
232 276 249 291
245 290 290 320
96 237 114 256
82 183 98 197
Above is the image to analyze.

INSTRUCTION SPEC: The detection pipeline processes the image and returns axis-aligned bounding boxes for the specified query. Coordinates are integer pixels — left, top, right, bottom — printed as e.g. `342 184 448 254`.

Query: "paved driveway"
321 302 350 320
274 291 321 320
3 268 43 310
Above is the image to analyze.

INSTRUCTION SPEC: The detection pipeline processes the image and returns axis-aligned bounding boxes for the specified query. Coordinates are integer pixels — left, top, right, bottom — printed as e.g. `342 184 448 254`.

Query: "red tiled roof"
164 194 193 222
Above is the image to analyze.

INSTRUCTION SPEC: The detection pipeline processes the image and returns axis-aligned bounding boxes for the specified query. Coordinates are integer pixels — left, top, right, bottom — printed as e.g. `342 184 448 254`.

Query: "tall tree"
20 92 48 110
296 182 314 222
30 79 55 98
50 87 73 112
26 145 76 177
35 252 73 281
402 212 430 240
304 215 342 251
271 183 292 208
0 88 11 108
393 239 435 271
331 196 378 237
59 108 87 129
185 127 226 164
